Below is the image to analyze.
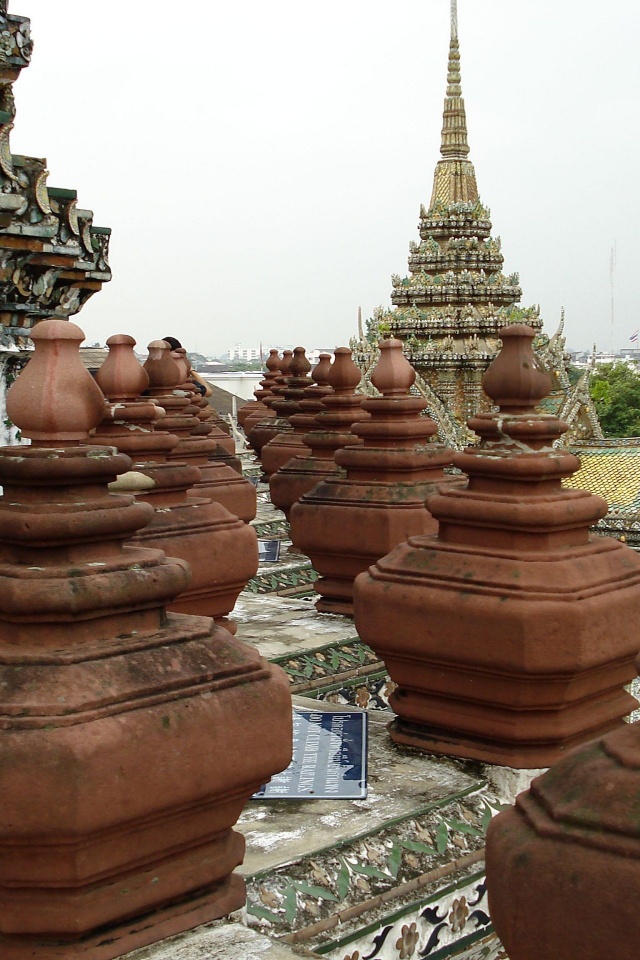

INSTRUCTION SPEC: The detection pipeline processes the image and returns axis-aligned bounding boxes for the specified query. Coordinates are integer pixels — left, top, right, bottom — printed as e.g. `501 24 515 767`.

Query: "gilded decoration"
352 2 601 461
0 3 111 343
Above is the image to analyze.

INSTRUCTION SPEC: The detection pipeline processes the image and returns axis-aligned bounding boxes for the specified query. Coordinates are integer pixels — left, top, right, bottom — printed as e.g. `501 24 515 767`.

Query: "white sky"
10 0 640 357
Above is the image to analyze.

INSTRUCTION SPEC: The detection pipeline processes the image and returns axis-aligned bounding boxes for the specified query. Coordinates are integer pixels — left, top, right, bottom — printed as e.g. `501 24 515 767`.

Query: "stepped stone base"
1 878 245 960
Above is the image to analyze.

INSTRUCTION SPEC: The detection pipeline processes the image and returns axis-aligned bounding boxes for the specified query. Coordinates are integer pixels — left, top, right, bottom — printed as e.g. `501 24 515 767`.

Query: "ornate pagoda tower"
0 1 111 347
369 0 543 447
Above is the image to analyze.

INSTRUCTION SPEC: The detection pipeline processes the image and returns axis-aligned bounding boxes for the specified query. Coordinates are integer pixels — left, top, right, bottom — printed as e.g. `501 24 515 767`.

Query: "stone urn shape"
246 348 293 455
282 346 370 526
0 318 292 959
238 348 281 429
269 351 333 518
290 339 455 615
261 346 313 478
486 648 640 960
354 324 640 767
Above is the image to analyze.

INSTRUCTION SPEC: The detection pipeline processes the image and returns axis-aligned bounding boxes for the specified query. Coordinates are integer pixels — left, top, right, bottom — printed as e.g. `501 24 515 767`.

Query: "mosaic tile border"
271 638 394 713
312 672 396 714
323 872 492 959
246 560 319 595
252 518 292 540
245 788 508 953
272 639 383 691
626 677 640 723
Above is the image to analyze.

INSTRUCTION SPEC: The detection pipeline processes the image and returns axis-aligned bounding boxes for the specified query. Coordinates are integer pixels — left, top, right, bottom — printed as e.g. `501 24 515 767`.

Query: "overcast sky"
10 0 640 357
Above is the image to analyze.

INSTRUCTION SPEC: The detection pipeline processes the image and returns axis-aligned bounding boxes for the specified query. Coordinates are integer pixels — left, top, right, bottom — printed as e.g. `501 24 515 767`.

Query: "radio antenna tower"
610 241 617 354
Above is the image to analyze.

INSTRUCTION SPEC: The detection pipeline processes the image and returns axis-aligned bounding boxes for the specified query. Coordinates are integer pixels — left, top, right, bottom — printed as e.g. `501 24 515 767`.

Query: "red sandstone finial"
144 340 181 388
312 353 332 386
482 324 551 412
6 318 106 443
266 349 281 374
170 346 191 383
290 346 311 378
370 339 416 397
279 350 293 377
328 347 361 393
95 334 150 401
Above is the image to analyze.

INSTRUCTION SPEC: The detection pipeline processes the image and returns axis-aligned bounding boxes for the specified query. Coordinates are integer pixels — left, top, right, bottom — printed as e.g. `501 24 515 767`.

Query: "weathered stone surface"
141 340 259 631
288 347 369 543
290 339 455 615
247 350 293 456
487 710 640 960
261 347 313 479
354 325 640 767
121 921 319 959
269 352 333 518
242 351 282 436
0 318 292 959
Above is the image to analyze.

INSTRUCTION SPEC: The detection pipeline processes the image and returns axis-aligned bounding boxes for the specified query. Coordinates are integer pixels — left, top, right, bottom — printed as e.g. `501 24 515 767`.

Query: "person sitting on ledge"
163 336 213 398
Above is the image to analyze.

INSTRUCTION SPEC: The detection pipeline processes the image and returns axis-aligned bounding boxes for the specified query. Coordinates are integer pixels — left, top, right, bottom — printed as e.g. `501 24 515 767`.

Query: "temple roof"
565 439 640 509
0 4 111 344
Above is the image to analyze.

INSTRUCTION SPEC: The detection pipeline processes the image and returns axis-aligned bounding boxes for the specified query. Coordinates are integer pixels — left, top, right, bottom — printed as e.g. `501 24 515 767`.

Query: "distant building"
228 345 261 363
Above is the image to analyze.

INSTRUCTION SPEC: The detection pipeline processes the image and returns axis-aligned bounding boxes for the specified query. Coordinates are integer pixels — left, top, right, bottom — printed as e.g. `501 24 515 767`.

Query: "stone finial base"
0 877 245 959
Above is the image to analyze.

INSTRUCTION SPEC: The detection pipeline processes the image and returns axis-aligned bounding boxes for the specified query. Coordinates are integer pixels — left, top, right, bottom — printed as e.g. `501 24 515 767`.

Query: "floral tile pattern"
245 790 509 956
327 876 493 960
316 673 397 713
272 639 383 690
270 638 395 713
245 559 319 595
252 518 292 540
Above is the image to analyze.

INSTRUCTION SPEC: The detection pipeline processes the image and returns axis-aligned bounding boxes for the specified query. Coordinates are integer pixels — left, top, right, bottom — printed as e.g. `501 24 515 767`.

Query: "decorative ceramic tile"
315 672 396 714
626 677 640 723
326 873 492 959
245 790 509 956
252 518 292 540
246 560 319 595
272 639 383 690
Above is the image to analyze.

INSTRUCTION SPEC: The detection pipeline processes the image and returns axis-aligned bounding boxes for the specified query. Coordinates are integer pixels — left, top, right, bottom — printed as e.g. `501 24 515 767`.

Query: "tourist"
162 335 213 398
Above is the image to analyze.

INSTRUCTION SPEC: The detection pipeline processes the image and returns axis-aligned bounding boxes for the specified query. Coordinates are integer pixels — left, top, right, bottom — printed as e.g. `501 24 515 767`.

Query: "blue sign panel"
258 539 281 562
254 710 367 800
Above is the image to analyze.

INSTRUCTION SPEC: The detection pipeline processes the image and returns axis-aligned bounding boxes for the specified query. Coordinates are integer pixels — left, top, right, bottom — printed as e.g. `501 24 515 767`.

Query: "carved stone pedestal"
130 340 259 632
486 705 640 960
269 352 333 518
238 350 280 437
285 347 369 534
290 340 454 615
354 325 640 767
247 350 292 456
0 319 292 960
261 346 312 478
239 348 281 430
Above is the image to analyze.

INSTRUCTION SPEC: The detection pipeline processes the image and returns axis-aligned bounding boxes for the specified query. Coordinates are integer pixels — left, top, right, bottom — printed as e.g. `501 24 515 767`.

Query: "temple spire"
428 0 478 207
440 0 469 159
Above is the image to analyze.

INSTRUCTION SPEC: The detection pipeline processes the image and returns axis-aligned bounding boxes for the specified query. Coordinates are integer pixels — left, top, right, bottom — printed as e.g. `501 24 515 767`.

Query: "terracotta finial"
266 348 281 374
279 349 293 377
170 346 191 383
6 318 106 444
95 334 150 402
328 347 361 393
290 346 312 379
370 339 416 397
144 339 181 389
482 324 551 413
312 353 332 386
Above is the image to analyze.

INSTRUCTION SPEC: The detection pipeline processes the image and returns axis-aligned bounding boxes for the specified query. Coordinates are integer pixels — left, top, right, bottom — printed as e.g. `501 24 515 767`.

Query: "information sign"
253 709 367 800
